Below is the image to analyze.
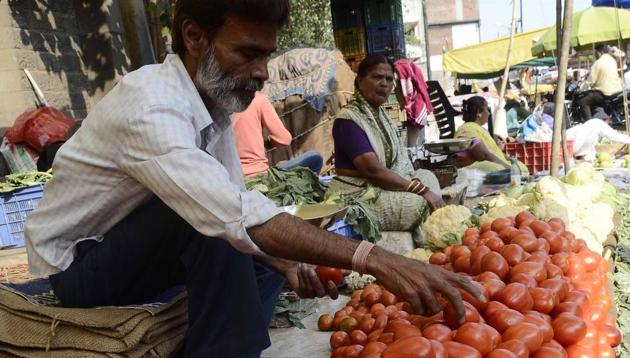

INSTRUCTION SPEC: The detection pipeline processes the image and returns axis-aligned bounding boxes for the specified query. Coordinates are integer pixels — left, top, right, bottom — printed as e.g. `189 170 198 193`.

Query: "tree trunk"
119 0 156 70
495 0 518 139
551 0 573 176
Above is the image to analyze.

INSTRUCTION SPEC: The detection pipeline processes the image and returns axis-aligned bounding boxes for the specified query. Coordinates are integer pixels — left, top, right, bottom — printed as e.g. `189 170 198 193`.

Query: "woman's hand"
421 190 446 211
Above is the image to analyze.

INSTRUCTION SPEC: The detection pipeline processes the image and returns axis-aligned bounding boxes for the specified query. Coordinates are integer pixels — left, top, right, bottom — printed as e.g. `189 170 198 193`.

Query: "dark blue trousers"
49 197 285 357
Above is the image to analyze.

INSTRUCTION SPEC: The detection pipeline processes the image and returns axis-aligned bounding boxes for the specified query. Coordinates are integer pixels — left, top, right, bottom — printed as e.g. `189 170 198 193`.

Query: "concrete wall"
0 0 130 127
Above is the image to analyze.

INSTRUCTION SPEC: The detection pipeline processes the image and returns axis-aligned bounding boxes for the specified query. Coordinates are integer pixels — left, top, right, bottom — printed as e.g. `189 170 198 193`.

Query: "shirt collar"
166 54 233 133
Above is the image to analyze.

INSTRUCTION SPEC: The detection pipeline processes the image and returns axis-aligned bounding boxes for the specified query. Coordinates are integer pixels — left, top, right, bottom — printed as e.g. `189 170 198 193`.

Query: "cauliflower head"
480 205 530 225
423 205 472 248
406 248 433 262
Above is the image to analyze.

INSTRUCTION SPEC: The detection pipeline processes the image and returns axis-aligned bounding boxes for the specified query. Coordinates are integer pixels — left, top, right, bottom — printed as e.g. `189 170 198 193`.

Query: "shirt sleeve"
119 105 282 255
258 94 292 146
597 119 630 144
333 119 375 160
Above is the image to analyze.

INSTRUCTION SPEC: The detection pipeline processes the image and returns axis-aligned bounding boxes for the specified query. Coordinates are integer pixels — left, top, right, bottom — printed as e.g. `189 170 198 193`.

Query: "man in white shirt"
567 108 630 162
578 44 623 121
24 1 482 356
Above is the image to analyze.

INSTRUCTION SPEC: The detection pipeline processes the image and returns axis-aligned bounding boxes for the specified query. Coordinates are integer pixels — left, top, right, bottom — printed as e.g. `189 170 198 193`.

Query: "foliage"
613 193 630 356
244 167 325 206
324 187 381 243
273 296 316 329
146 0 174 37
277 0 334 50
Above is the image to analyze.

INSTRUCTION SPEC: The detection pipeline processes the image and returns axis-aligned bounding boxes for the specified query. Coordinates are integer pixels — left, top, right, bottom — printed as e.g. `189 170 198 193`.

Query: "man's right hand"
368 248 485 323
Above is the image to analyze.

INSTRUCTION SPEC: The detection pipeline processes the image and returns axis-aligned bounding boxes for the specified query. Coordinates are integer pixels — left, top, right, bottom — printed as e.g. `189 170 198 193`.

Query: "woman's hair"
171 0 290 55
355 54 393 87
462 96 487 122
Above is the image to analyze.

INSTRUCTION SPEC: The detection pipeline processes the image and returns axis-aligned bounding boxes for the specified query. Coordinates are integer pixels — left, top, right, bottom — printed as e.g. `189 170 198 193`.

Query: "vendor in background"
544 104 630 162
579 44 623 121
455 96 529 175
505 99 522 137
327 55 445 233
232 91 323 176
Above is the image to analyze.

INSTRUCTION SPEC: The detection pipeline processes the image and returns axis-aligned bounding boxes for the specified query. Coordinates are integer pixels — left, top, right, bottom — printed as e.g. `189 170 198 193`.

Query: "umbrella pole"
555 0 570 170
496 0 518 138
552 0 573 177
613 0 630 132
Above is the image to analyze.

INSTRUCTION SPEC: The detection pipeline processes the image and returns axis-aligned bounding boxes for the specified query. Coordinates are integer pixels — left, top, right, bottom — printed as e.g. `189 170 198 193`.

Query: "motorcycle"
565 74 629 129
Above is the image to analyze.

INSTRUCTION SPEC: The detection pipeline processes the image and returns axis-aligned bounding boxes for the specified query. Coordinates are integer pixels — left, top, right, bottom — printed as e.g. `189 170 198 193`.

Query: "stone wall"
0 0 130 127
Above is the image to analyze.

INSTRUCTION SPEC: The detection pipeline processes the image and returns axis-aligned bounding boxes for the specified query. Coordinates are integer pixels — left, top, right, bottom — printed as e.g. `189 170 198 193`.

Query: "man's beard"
193 47 263 113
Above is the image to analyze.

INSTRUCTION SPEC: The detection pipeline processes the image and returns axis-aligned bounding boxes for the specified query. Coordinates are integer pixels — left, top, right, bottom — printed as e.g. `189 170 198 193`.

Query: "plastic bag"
5 107 74 152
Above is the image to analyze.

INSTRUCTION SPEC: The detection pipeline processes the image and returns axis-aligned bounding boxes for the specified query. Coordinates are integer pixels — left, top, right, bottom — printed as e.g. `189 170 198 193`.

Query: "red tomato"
552 312 587 346
460 280 489 312
530 220 551 236
563 345 598 358
316 266 343 286
499 227 519 244
453 255 471 273
511 233 539 253
481 322 502 346
553 301 584 318
430 339 448 358
501 244 526 266
484 236 506 252
528 287 556 314
523 313 554 343
331 331 351 349
488 309 525 334
343 344 364 358
443 341 482 358
509 273 538 289
382 336 434 358
515 211 535 227
430 252 450 265
495 283 534 313
598 323 622 347
482 279 507 300
551 253 570 273
443 300 481 329
470 246 491 275
361 341 387 356
422 323 452 342
531 346 566 358
481 252 510 280
539 278 569 302
502 322 544 353
391 324 422 341
497 339 529 358
453 322 493 356
476 271 502 282
510 261 547 282
545 263 563 279
483 301 509 318
487 349 517 358
350 330 368 345
547 218 565 233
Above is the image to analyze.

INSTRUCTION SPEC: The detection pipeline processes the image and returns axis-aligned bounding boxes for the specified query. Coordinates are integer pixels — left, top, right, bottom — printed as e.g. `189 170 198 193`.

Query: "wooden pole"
556 0 571 171
495 0 518 138
551 0 573 176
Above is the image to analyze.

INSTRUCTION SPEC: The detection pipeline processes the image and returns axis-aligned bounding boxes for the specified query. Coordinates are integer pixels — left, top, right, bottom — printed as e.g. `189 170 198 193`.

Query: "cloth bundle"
0 283 187 357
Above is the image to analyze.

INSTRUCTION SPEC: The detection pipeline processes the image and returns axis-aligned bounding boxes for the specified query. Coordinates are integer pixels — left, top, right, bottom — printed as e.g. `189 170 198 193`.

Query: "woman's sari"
455 122 529 175
326 90 440 232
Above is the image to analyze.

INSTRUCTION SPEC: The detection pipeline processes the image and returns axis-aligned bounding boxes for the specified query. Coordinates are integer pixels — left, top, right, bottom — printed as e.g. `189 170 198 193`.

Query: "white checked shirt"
24 54 282 277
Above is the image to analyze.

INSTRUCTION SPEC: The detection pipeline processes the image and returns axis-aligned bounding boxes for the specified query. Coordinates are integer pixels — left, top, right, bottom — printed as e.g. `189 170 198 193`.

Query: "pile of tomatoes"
318 211 621 358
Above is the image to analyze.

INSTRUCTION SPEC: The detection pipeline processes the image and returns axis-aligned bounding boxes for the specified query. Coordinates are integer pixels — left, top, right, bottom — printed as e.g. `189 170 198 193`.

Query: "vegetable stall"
304 163 628 358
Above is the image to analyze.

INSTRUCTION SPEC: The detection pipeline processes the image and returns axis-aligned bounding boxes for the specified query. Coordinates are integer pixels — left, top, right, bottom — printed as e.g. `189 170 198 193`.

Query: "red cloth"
394 60 433 129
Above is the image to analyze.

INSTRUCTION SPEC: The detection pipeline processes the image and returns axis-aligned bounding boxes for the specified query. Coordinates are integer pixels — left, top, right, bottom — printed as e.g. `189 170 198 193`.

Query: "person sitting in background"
455 96 529 175
327 55 444 233
505 99 522 136
566 108 630 162
233 91 323 176
578 44 623 121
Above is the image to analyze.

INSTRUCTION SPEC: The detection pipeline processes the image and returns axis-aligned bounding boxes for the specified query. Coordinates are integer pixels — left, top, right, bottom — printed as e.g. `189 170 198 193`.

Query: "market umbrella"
531 6 630 56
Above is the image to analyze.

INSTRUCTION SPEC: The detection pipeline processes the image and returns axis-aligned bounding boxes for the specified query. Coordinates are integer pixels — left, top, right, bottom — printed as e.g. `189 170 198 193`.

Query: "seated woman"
455 96 529 176
326 55 445 233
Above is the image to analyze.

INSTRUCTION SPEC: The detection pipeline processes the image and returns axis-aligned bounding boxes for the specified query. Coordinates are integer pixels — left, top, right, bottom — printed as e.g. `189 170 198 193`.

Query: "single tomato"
315 266 343 286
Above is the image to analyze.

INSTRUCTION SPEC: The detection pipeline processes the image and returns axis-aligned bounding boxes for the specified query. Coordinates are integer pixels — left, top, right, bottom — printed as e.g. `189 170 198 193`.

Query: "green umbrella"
532 6 630 56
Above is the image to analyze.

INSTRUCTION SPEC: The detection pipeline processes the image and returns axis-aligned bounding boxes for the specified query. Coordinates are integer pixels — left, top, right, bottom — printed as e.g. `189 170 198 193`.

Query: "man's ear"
181 19 209 59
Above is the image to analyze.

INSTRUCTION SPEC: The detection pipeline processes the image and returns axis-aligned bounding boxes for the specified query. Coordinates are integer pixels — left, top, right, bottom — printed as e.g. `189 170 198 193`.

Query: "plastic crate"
383 102 406 125
363 0 403 26
334 27 367 57
366 24 405 55
0 184 44 249
331 0 364 30
504 141 574 175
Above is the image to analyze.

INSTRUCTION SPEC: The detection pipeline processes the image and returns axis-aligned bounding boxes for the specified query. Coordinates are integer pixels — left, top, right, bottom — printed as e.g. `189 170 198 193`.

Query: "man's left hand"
285 263 339 299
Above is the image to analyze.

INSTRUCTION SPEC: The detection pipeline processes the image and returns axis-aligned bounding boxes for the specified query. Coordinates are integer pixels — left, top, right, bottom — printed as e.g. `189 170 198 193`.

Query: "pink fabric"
454 139 482 159
394 60 433 128
232 92 292 177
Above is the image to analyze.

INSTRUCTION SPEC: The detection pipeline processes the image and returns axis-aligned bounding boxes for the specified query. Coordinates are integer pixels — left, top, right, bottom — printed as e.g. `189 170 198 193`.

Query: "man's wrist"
365 246 389 279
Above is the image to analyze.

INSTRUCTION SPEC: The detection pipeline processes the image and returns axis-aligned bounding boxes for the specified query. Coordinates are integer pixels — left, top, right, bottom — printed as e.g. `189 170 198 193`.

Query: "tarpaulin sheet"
593 0 630 8
442 28 548 78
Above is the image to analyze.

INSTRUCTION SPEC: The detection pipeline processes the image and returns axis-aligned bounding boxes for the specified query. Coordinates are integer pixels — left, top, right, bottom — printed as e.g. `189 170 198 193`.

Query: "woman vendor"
455 96 529 176
327 55 444 232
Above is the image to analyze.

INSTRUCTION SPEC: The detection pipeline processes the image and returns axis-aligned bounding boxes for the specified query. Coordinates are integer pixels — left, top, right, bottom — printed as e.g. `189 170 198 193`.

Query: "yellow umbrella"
532 6 630 56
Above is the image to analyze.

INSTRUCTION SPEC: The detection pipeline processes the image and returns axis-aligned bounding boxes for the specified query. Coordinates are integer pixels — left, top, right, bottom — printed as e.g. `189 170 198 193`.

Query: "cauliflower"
488 194 517 208
480 205 530 224
345 272 377 290
422 205 472 249
516 193 538 207
574 203 614 245
532 196 574 224
568 224 603 254
406 248 433 262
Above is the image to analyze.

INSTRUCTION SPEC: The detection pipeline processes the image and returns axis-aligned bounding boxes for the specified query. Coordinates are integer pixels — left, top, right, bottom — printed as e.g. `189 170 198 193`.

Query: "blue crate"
367 23 405 55
331 0 364 30
326 219 364 241
363 0 403 27
0 184 44 249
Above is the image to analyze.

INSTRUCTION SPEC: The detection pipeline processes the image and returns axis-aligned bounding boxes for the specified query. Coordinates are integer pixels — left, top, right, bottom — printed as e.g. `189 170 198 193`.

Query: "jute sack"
0 297 187 352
